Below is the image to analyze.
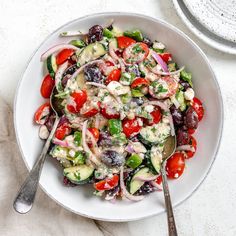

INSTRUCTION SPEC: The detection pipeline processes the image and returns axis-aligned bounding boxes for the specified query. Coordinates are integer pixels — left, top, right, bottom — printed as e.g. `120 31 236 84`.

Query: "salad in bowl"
34 22 204 202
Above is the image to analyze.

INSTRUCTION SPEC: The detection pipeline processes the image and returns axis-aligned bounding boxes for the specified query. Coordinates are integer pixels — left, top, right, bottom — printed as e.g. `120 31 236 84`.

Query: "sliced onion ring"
151 50 168 72
41 44 79 61
176 145 195 152
55 61 69 92
150 180 163 191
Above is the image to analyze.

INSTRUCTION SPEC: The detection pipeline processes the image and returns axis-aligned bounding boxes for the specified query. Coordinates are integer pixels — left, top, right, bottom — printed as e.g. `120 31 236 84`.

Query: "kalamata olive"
142 37 153 48
98 131 112 147
101 150 125 167
179 79 191 91
177 128 190 146
185 106 199 129
88 25 103 43
45 114 56 131
84 65 104 83
170 105 183 126
63 176 76 187
135 182 155 196
126 64 141 77
107 24 113 31
63 64 78 77
131 97 144 106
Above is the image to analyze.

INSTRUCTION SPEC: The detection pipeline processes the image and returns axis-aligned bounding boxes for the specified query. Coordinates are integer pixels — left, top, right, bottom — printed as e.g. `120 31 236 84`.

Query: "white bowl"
14 12 223 222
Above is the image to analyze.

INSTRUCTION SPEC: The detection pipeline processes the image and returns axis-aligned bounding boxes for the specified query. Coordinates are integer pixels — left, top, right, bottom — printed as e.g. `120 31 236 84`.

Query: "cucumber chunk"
63 165 94 184
47 54 57 78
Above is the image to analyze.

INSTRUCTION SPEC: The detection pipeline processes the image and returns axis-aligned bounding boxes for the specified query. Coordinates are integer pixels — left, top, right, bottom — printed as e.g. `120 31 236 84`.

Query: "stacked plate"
172 0 236 54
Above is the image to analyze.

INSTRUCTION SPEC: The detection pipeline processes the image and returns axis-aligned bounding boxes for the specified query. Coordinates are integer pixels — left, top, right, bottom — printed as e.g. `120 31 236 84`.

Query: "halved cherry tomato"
80 101 101 118
117 36 136 49
40 74 55 98
192 97 204 121
146 107 162 126
188 128 196 135
56 49 75 65
94 175 119 191
105 69 121 85
185 136 197 159
123 42 149 64
34 102 51 125
159 53 172 63
66 90 87 113
88 128 100 142
166 152 185 179
155 175 162 185
131 77 149 89
122 118 142 138
55 123 71 140
100 107 120 119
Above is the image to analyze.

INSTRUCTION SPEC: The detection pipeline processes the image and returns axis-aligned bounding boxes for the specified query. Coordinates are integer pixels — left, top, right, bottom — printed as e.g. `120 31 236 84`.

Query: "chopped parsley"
132 44 145 54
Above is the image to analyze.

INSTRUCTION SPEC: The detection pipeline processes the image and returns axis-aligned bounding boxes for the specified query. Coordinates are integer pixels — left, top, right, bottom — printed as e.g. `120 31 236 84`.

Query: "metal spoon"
13 87 63 214
161 135 178 236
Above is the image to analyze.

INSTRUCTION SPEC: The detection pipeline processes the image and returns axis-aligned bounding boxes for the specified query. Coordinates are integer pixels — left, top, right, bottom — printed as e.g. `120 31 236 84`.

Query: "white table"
1 0 235 235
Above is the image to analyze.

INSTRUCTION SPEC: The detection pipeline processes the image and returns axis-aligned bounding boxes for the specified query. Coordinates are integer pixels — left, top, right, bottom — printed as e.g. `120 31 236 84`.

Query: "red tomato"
56 49 75 65
185 136 197 159
188 128 196 135
192 97 204 121
117 36 136 49
55 123 71 140
146 107 162 126
100 107 120 119
40 74 55 98
131 78 149 89
166 152 185 179
105 69 121 85
66 90 87 113
105 61 114 67
80 101 100 118
88 128 100 142
122 118 142 138
159 53 172 63
94 175 119 191
34 102 51 125
123 42 149 64
155 175 162 185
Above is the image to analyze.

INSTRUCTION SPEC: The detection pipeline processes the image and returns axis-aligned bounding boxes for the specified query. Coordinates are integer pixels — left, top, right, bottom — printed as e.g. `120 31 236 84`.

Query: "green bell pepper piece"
103 28 114 38
108 119 122 135
69 39 86 48
124 30 143 41
180 69 193 87
126 154 142 169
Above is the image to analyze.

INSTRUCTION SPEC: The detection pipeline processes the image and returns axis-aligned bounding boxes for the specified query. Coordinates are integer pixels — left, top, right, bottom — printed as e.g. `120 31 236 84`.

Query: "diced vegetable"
180 69 193 87
126 154 142 169
70 39 86 48
103 28 114 38
108 119 122 135
47 54 57 78
131 88 144 97
123 29 143 42
168 62 177 72
74 131 82 146
73 151 86 165
175 90 186 111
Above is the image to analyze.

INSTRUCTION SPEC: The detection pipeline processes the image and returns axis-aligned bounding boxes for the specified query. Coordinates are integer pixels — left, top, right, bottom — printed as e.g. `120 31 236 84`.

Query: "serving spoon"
13 87 62 214
161 135 178 236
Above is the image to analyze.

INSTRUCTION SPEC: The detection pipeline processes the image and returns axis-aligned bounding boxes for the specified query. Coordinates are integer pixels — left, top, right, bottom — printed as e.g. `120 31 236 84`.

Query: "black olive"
142 37 153 47
131 97 144 106
84 65 104 83
88 25 103 43
185 106 199 129
63 64 78 77
179 79 191 91
135 182 155 196
101 150 125 167
170 105 183 127
177 128 190 146
126 64 141 77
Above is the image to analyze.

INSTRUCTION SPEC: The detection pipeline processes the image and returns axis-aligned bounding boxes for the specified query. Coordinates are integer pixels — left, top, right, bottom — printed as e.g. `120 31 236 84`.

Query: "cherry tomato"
122 118 142 138
188 128 196 135
166 152 185 179
88 128 100 142
40 74 55 98
56 49 75 65
155 175 162 185
146 107 162 126
105 69 121 85
34 102 51 125
100 107 120 119
123 42 149 64
66 90 87 113
94 175 119 191
117 36 136 49
80 101 100 118
159 53 172 63
130 77 149 89
185 136 197 159
55 123 71 140
192 97 204 121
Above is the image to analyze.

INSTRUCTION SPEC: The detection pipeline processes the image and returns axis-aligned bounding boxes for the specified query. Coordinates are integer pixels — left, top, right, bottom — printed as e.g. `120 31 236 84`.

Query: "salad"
34 23 204 201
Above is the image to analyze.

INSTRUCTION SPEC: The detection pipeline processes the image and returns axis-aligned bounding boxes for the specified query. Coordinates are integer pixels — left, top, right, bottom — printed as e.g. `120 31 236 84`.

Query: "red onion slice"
120 167 144 201
150 181 163 191
151 66 185 76
133 175 159 182
176 145 195 152
55 61 69 92
41 44 79 61
151 50 169 72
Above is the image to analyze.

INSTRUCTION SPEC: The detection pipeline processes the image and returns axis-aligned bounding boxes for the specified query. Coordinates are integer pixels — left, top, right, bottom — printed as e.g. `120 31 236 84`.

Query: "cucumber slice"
47 54 57 78
76 72 86 89
63 165 94 184
128 167 153 194
77 42 106 66
176 90 187 111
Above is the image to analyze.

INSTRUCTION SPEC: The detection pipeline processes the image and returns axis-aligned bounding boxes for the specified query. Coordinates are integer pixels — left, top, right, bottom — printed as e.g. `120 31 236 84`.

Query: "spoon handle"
161 164 178 236
13 117 60 214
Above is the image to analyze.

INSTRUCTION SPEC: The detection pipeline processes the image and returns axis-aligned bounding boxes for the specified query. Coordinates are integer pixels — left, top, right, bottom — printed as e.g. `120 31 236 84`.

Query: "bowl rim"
14 12 224 222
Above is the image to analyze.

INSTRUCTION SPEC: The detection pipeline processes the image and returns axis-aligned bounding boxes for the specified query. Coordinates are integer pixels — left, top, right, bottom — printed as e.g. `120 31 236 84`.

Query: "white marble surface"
0 0 236 235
